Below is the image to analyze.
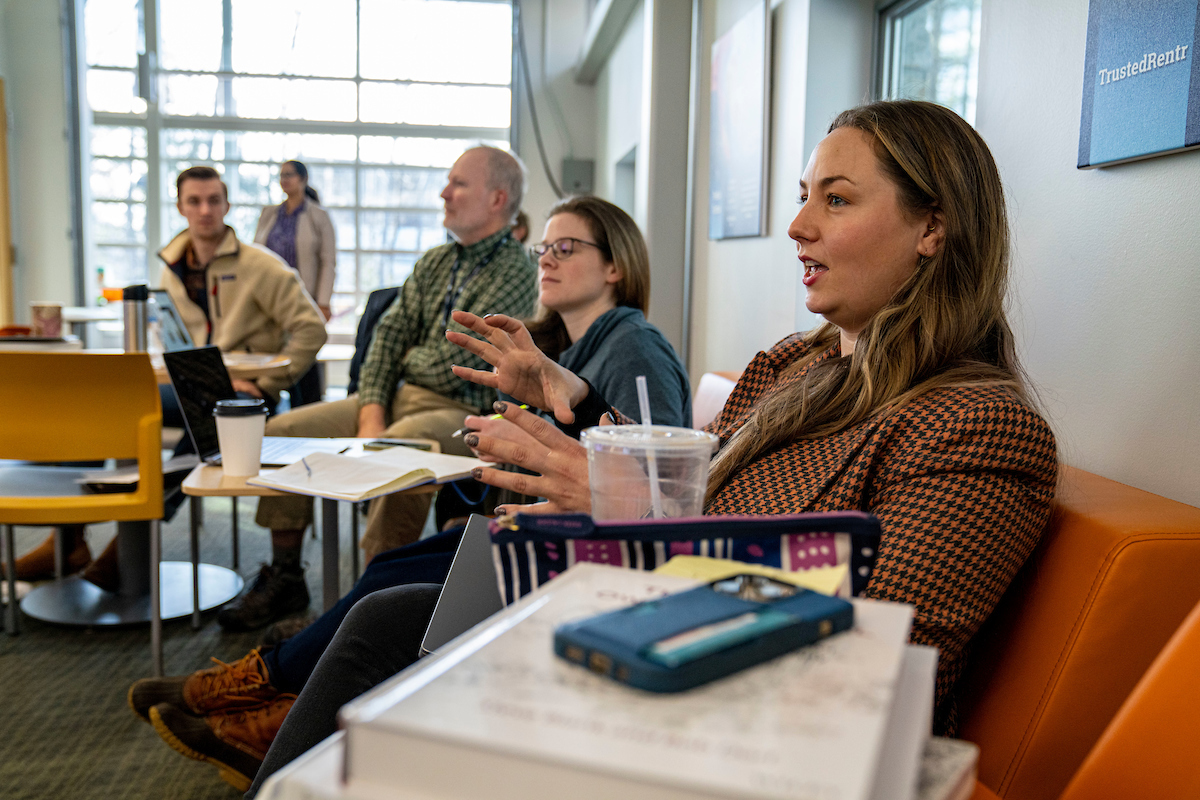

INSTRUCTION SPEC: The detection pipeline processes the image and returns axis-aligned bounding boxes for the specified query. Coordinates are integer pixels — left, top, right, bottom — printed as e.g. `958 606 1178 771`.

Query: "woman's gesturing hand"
446 310 588 424
462 402 592 516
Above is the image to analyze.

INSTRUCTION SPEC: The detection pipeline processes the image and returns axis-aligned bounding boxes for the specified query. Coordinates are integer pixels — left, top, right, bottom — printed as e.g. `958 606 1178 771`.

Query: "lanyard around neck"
442 233 510 324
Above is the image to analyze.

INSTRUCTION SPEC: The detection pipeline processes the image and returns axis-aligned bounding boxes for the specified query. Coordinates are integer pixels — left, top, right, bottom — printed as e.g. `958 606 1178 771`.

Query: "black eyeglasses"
530 238 604 261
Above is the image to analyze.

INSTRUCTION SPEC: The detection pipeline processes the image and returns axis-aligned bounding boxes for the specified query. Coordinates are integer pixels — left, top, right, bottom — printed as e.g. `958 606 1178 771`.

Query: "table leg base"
20 562 243 626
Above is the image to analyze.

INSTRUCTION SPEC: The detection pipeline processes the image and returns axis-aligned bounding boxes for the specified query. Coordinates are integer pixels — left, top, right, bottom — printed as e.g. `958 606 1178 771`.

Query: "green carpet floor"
0 497 361 800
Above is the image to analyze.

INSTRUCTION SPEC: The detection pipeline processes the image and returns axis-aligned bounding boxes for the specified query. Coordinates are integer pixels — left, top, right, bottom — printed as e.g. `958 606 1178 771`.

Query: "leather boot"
1 526 91 581
149 694 296 792
80 535 121 593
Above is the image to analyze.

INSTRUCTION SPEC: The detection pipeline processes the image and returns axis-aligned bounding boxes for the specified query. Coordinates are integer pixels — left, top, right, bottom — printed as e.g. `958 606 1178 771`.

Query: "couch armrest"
958 466 1200 800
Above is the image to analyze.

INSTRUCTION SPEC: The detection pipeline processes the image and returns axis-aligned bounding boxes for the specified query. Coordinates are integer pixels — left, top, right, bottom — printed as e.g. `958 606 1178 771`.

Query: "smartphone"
554 574 853 692
362 438 434 451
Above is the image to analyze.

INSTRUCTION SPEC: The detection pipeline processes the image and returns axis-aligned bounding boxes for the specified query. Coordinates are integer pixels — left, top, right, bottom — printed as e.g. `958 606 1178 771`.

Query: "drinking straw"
637 376 665 518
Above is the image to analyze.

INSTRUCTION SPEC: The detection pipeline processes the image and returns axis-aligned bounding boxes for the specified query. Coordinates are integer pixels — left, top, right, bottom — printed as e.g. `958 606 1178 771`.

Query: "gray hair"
468 146 527 223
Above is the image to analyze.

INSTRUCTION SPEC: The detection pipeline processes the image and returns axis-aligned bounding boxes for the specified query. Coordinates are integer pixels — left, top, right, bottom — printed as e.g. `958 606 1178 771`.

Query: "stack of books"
298 563 977 800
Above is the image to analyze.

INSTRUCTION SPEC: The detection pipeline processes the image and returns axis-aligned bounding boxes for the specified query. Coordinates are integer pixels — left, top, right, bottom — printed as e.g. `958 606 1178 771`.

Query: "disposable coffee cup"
214 398 268 477
29 302 63 338
581 425 719 521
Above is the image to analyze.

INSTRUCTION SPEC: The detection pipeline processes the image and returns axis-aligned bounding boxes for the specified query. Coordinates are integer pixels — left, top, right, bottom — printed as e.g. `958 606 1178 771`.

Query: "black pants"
287 363 322 408
247 583 442 798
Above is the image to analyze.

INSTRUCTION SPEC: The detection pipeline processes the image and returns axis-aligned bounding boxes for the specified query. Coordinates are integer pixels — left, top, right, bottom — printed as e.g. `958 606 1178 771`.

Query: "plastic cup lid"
580 424 718 453
213 398 268 417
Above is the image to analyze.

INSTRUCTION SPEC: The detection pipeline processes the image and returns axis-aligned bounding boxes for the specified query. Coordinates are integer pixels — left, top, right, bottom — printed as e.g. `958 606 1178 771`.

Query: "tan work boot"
128 649 279 723
149 694 296 792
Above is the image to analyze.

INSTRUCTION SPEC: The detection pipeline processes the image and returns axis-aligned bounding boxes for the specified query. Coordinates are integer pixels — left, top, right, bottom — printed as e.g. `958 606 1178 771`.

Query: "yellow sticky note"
653 555 848 597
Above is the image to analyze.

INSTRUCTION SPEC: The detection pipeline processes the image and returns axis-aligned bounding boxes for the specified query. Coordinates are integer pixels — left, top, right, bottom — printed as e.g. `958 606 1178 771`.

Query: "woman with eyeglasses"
128 196 690 794
179 101 1054 791
522 195 691 427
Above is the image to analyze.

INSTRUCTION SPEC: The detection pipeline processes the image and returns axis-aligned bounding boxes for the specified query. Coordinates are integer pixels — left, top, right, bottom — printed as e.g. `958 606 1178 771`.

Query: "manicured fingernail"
471 468 483 479
464 434 479 448
493 401 507 414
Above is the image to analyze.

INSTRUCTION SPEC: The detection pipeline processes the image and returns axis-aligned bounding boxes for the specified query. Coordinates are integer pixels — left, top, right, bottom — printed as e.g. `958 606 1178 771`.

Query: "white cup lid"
580 424 718 453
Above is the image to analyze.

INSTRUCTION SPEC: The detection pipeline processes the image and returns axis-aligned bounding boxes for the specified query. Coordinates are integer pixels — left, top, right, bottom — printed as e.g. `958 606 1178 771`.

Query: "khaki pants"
254 384 479 558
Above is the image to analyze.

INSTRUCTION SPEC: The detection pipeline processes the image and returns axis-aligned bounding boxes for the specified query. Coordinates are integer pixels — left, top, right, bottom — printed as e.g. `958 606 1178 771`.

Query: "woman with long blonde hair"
225 103 1054 792
450 100 1057 733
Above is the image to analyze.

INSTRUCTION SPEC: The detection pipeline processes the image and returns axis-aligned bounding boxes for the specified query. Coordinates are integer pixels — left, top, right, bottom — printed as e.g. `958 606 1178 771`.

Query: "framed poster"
1078 0 1200 168
708 0 770 239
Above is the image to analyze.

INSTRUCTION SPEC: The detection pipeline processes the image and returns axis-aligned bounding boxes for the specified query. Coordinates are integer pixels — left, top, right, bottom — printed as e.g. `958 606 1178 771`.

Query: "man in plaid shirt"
222 146 537 631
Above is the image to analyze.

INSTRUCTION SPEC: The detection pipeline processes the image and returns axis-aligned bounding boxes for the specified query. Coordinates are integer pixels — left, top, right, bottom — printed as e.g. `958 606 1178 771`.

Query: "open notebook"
246 446 490 502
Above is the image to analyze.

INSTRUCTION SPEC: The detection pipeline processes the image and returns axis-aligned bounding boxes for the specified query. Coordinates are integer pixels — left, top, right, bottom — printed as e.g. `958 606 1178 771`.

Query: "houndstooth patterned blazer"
702 333 1058 735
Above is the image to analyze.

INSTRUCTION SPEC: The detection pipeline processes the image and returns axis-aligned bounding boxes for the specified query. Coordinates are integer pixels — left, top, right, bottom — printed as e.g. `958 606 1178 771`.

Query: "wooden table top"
152 351 292 384
181 464 289 497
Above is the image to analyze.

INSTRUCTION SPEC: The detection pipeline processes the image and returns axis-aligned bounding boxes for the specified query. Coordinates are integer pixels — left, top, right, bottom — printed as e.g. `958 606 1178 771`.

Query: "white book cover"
245 448 489 502
340 563 914 800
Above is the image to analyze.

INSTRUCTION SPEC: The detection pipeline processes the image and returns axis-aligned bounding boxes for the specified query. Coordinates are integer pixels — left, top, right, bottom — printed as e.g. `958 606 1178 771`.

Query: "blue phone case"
553 576 854 692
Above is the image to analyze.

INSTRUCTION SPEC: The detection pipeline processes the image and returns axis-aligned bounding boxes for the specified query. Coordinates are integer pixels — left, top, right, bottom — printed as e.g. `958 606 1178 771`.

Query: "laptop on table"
163 346 356 467
149 288 194 352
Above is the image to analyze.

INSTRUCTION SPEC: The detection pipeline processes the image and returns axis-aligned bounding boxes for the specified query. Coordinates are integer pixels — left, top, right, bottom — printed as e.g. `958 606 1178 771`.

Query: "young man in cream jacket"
159 166 327 407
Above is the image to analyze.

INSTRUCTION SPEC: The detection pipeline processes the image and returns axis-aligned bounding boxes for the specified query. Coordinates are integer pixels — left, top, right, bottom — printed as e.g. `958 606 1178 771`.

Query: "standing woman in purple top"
255 160 336 406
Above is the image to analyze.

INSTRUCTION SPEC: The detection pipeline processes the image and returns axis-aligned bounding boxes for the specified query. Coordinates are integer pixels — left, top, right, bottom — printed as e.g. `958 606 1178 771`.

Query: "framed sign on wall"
1078 0 1200 168
708 0 770 239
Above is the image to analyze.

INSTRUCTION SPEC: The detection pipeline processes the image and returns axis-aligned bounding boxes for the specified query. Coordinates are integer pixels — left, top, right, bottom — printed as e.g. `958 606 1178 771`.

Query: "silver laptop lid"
420 515 505 656
150 289 194 352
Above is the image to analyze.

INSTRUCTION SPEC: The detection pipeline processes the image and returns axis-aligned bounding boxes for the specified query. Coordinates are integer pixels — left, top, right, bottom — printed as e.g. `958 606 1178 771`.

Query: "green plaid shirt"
357 226 537 411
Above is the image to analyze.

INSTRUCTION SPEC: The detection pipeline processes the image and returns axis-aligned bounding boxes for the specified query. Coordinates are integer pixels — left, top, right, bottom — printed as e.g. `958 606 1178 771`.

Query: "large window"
877 0 981 125
83 0 513 334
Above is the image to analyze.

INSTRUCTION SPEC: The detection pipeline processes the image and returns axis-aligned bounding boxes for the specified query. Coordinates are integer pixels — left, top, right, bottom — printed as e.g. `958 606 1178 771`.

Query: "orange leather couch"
958 465 1200 800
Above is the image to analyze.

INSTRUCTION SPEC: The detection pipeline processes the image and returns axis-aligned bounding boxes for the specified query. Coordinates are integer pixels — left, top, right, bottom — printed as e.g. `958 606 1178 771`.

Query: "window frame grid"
81 0 515 341
872 0 981 125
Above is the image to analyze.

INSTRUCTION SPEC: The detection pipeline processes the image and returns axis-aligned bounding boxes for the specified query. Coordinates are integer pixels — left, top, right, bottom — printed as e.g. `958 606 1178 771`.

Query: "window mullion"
144 0 163 273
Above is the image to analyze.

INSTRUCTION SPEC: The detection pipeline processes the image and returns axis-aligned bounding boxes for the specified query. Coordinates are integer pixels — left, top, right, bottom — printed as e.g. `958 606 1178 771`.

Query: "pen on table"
301 456 312 476
452 404 528 438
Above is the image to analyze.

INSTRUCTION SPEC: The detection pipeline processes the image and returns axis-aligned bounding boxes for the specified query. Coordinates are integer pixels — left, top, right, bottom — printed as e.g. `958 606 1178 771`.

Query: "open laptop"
149 289 194 352
420 514 506 655
163 346 355 467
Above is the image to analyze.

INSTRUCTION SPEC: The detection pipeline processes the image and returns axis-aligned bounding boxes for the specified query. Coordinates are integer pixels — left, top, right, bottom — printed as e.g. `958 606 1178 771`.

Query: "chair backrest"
0 352 163 521
692 371 740 429
958 466 1200 800
1057 597 1200 800
347 286 400 395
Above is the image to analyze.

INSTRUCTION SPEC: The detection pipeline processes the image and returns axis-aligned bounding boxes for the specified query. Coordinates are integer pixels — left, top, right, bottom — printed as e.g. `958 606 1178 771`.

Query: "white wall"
595 2 645 206
685 0 1200 507
976 0 1200 507
0 0 76 321
585 0 692 356
689 0 873 378
513 0 597 232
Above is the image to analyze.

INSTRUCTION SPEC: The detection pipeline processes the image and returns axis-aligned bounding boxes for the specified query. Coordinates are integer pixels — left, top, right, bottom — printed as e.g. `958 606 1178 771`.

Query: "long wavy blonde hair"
706 100 1029 498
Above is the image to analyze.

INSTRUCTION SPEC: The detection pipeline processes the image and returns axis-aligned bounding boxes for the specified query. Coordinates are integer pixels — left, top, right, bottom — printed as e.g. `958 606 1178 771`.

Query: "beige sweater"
158 227 327 400
254 202 337 307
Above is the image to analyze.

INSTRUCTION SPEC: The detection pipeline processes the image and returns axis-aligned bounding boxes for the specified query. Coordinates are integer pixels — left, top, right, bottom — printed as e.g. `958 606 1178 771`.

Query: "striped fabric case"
488 512 882 605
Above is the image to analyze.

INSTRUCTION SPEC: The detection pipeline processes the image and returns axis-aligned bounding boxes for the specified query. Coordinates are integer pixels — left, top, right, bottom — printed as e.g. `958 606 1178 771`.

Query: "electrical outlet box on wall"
561 159 595 194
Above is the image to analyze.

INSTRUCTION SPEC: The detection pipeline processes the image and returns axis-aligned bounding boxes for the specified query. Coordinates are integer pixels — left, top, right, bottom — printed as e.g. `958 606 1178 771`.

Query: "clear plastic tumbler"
581 425 719 521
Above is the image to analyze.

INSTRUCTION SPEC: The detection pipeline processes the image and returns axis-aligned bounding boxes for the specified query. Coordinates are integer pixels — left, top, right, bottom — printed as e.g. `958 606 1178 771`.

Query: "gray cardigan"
255 202 337 307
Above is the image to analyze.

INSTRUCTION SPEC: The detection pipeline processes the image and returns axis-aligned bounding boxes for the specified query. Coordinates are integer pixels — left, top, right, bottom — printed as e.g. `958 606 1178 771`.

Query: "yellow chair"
0 351 166 673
